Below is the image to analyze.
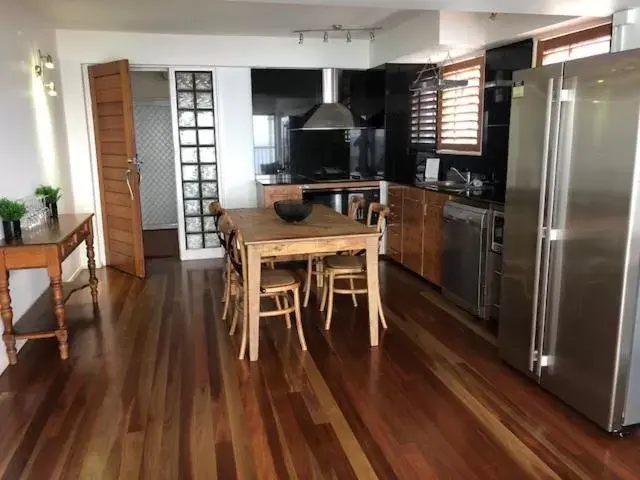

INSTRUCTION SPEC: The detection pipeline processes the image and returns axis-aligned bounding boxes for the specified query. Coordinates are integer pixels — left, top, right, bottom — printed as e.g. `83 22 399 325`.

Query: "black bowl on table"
274 200 312 223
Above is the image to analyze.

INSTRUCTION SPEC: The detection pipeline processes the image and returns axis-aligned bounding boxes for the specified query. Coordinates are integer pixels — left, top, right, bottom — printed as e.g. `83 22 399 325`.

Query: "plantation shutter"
437 56 484 154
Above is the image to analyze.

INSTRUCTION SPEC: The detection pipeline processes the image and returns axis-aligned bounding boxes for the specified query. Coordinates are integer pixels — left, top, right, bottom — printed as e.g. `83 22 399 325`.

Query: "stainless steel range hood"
300 68 361 130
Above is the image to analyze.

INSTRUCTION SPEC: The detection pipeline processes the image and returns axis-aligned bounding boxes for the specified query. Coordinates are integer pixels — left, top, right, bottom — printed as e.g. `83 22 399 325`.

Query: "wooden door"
88 60 145 277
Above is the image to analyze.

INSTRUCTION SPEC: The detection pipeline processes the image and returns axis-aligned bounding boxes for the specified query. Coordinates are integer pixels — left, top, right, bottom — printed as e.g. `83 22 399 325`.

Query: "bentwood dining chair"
227 229 307 359
320 202 389 331
302 195 366 307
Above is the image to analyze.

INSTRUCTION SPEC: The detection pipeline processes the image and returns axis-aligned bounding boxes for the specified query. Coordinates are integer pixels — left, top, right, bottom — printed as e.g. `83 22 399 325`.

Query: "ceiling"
23 0 413 37
24 0 632 36
229 0 640 17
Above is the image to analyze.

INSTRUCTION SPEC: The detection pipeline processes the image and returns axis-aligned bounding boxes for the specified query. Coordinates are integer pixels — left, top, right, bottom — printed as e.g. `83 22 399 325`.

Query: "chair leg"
377 292 388 329
229 285 240 335
320 280 328 312
282 294 292 329
293 288 307 351
349 278 358 307
303 255 313 308
275 294 282 311
222 256 230 303
325 273 335 330
317 259 324 288
239 284 248 360
222 269 233 320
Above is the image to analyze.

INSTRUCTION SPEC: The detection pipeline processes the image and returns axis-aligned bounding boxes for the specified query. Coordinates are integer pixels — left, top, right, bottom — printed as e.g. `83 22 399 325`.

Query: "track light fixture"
44 81 57 97
34 49 55 77
293 24 381 44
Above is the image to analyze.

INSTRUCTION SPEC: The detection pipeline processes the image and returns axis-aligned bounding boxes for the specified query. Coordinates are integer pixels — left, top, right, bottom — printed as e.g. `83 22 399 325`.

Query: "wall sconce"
44 81 57 97
34 50 55 77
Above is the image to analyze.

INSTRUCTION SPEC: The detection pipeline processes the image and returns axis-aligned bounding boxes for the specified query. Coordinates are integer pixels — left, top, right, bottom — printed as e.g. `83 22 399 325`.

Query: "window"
174 71 220 250
437 56 485 154
252 114 277 172
537 24 612 66
410 75 437 147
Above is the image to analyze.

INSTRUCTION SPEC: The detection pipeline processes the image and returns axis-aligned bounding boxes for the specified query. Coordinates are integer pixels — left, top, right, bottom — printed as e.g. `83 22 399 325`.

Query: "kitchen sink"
419 180 466 187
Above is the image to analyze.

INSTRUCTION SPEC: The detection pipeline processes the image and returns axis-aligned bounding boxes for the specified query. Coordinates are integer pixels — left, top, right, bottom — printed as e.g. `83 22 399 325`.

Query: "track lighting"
293 24 382 45
44 81 57 97
34 49 55 76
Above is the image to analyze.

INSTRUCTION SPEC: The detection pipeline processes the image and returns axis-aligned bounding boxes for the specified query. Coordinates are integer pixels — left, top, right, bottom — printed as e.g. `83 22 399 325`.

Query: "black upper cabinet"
484 39 534 127
341 69 386 128
383 64 424 182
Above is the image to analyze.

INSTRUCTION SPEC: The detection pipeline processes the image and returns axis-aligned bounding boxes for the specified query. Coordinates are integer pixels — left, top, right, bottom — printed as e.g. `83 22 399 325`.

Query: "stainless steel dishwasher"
442 200 489 318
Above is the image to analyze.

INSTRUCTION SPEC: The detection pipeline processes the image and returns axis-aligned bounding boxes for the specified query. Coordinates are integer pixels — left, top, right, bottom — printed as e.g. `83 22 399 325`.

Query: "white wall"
370 11 440 67
215 68 257 208
0 0 79 372
613 8 640 52
55 29 370 265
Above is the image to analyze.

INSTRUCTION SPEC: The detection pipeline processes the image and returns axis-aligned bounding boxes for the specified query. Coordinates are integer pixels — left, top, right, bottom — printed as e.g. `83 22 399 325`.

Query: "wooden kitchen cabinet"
257 184 303 208
422 203 444 285
402 187 425 275
386 185 448 287
422 191 449 286
387 186 403 262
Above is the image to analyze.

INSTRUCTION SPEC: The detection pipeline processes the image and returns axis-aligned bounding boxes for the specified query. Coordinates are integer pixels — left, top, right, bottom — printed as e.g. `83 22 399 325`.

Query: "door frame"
83 63 225 266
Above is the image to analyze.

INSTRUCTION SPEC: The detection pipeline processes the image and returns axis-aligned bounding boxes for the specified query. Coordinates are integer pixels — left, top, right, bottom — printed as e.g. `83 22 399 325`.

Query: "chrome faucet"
450 167 472 186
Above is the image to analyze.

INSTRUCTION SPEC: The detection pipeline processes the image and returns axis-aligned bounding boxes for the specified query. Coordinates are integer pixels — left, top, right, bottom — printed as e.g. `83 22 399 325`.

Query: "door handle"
529 76 561 373
125 169 134 200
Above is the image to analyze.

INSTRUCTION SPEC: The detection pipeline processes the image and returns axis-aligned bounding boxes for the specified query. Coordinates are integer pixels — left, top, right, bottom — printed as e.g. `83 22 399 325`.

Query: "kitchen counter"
411 181 505 206
256 175 382 191
255 175 504 205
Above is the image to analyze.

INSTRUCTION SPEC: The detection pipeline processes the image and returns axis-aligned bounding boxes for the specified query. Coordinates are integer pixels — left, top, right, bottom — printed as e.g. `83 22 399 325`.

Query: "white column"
612 9 640 52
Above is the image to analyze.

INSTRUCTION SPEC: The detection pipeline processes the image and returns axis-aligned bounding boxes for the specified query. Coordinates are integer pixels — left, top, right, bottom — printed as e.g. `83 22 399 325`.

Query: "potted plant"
35 185 61 219
0 198 27 240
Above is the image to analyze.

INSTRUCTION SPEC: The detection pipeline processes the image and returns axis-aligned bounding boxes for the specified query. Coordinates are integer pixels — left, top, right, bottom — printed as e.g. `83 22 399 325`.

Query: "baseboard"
65 265 84 282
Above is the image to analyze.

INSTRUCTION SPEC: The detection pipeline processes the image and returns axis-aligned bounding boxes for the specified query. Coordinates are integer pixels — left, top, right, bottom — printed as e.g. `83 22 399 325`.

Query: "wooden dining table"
227 205 381 361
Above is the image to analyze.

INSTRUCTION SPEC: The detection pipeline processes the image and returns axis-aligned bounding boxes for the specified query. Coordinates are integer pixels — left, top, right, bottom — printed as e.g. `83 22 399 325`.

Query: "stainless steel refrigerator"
500 48 640 433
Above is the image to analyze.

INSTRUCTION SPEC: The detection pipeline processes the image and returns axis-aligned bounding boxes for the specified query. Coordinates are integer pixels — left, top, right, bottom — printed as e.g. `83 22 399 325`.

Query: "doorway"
130 70 180 259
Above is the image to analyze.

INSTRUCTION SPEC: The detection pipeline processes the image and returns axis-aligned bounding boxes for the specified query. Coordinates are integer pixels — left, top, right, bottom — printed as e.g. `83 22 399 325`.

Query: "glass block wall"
174 71 220 250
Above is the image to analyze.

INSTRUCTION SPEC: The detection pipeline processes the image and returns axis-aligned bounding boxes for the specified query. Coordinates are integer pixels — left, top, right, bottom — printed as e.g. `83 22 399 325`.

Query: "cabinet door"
264 186 302 207
402 197 424 275
422 205 443 286
387 187 403 260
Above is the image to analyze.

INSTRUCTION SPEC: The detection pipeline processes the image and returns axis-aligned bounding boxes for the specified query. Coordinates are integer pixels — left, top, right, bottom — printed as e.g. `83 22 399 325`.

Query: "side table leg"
49 266 68 360
86 228 99 309
0 267 17 365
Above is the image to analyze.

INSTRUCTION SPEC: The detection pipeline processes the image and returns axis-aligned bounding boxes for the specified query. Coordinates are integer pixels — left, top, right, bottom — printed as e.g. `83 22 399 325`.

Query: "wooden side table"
0 213 98 365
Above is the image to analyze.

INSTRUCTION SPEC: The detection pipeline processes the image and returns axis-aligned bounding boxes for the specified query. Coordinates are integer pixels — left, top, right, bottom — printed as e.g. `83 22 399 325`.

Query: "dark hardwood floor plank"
1 259 640 480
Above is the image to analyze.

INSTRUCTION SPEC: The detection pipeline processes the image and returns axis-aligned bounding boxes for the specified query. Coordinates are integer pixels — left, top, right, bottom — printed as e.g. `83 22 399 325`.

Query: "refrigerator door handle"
529 75 562 373
535 77 568 378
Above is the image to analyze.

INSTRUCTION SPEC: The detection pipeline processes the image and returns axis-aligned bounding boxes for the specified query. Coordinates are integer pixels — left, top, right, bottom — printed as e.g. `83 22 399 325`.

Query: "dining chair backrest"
227 229 247 282
348 196 366 221
367 203 389 234
218 212 234 253
209 201 224 218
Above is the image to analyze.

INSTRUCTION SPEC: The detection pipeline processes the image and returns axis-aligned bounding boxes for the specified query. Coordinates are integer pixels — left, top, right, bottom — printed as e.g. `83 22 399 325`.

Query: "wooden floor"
143 229 179 259
1 259 640 479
